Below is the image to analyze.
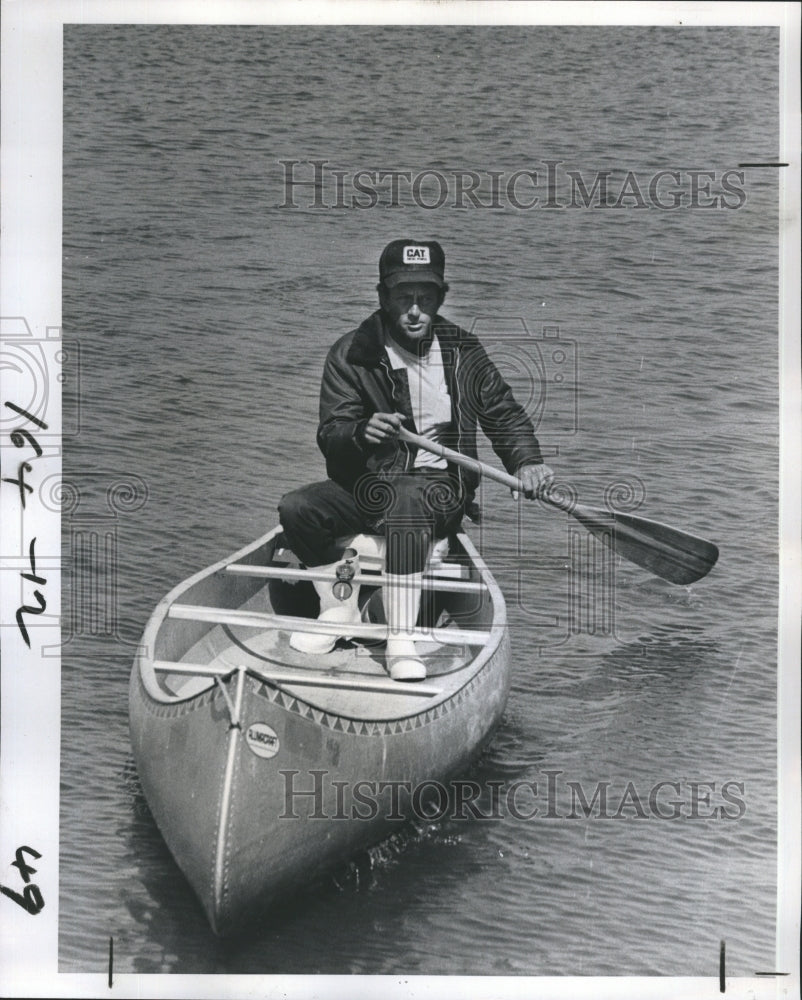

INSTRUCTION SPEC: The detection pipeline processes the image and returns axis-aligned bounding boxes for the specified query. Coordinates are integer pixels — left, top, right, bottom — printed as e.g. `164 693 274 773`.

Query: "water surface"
61 24 779 977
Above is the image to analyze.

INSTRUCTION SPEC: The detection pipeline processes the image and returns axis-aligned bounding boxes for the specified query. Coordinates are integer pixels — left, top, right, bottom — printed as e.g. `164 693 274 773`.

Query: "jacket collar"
345 310 463 368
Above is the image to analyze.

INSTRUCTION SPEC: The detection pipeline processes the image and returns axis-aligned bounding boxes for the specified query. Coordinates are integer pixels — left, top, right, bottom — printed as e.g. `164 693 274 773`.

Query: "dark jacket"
317 310 544 508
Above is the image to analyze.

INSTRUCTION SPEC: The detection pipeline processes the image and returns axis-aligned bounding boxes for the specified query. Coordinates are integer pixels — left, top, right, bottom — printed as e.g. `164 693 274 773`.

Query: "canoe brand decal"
403 245 429 264
245 722 280 759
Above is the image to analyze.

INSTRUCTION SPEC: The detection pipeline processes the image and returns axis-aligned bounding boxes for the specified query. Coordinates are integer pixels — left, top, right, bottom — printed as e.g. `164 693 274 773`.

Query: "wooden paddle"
398 428 719 585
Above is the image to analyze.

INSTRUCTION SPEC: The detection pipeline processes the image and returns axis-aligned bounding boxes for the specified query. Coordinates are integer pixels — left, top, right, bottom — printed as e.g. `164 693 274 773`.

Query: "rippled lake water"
61 24 780 977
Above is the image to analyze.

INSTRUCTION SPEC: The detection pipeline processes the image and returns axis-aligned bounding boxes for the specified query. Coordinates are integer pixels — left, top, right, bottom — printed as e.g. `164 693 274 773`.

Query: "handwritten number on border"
3 402 48 510
0 847 44 915
16 538 48 647
3 402 50 645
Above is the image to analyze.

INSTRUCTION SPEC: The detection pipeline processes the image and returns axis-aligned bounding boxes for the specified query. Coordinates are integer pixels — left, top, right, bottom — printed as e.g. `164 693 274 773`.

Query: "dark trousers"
278 470 465 574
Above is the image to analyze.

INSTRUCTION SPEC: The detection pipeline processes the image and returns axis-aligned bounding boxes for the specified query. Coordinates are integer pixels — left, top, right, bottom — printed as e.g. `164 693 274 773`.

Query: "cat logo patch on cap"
403 245 430 264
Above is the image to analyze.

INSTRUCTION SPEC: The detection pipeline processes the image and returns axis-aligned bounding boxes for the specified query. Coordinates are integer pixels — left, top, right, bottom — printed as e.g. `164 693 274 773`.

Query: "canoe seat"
337 533 450 573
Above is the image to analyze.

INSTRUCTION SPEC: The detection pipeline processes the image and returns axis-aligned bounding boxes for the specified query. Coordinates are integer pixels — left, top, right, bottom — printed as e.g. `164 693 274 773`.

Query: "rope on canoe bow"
214 673 241 728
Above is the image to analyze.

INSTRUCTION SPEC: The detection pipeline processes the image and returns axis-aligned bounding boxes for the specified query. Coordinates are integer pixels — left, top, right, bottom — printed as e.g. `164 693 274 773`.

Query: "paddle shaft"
398 428 559 502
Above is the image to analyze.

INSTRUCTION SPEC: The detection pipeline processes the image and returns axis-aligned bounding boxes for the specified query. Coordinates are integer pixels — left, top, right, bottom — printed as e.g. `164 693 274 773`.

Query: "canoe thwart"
223 562 484 592
166 604 493 646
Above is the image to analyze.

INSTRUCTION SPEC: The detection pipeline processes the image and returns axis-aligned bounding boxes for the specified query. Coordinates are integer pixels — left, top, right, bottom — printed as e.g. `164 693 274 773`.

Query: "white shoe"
384 571 427 681
289 551 361 654
386 637 427 681
429 536 450 566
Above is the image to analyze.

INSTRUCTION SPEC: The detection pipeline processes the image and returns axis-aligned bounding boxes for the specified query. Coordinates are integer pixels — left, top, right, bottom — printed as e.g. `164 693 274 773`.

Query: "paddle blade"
566 503 719 585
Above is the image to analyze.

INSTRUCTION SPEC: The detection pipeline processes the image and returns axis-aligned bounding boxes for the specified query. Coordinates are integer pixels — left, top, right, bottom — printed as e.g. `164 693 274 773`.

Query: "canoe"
129 525 510 935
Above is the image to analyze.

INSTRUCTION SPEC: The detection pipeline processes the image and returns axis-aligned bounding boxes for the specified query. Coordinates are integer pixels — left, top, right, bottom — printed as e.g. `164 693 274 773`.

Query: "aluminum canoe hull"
129 526 510 935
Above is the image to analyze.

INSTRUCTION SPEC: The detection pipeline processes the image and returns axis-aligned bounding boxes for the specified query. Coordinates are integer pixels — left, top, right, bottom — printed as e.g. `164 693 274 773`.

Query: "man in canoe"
279 239 554 681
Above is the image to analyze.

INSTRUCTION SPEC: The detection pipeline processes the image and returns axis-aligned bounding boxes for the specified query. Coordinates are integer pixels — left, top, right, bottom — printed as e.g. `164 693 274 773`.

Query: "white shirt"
384 333 451 469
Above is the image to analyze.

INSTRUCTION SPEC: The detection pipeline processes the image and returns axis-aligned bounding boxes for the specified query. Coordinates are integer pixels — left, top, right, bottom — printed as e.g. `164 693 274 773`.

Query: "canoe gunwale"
135 526 507 720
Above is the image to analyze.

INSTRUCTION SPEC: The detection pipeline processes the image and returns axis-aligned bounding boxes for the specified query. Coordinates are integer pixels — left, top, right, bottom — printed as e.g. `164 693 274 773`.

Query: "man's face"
381 282 441 342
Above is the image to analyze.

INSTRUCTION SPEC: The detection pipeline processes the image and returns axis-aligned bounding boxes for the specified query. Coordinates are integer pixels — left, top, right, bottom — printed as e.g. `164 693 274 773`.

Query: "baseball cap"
379 239 445 288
